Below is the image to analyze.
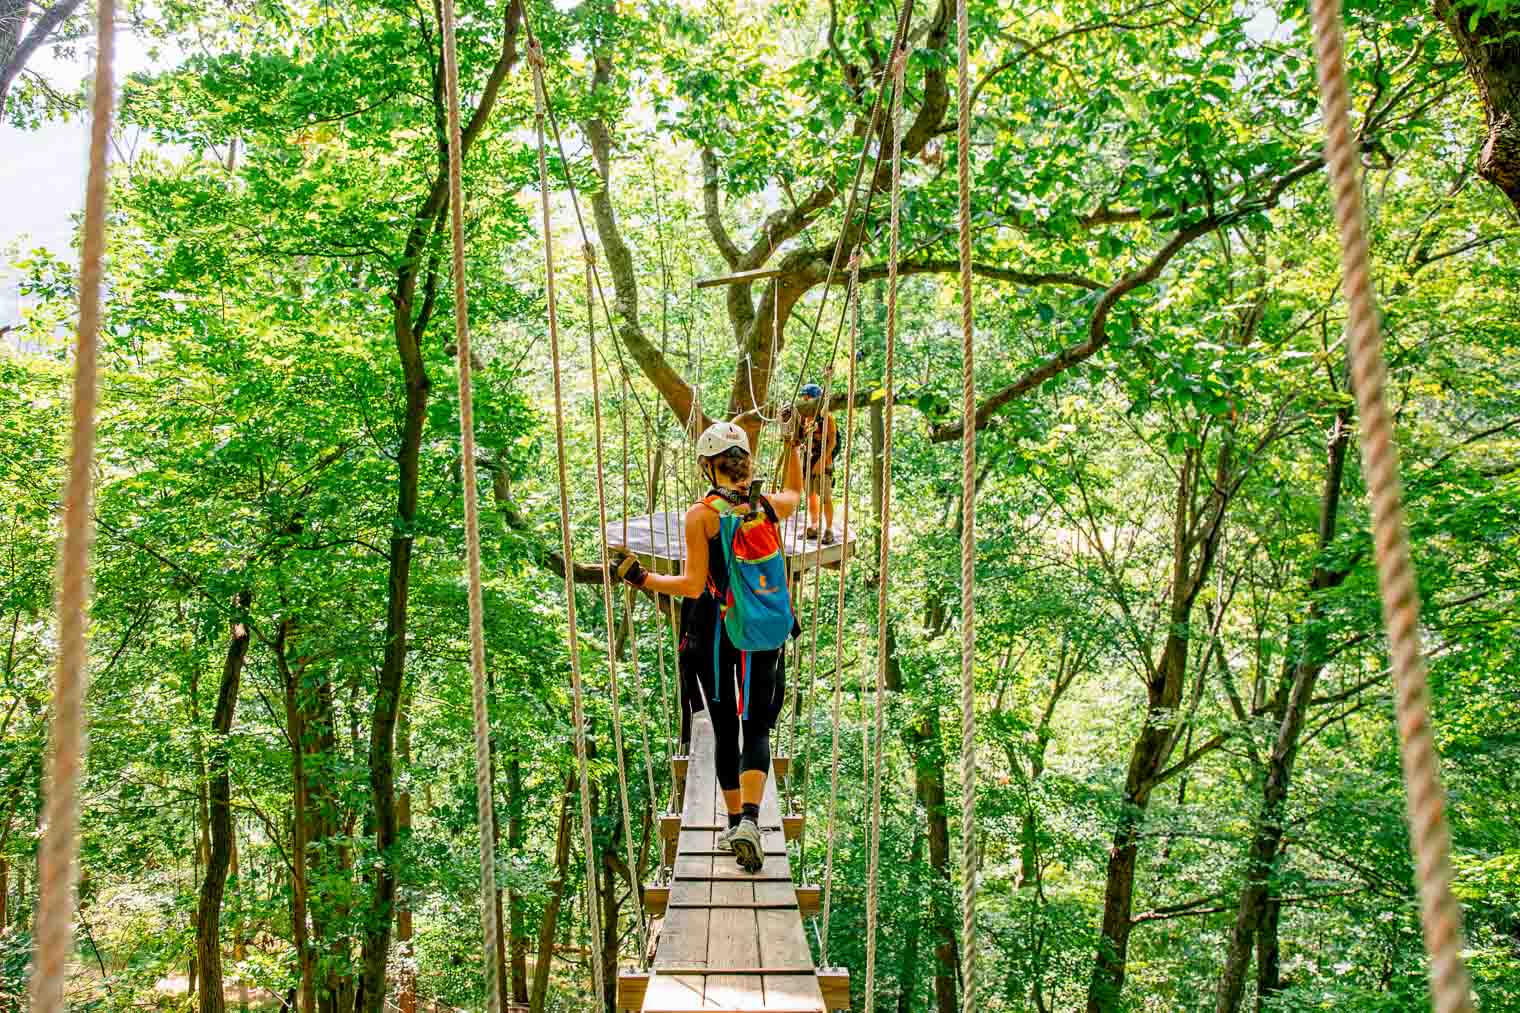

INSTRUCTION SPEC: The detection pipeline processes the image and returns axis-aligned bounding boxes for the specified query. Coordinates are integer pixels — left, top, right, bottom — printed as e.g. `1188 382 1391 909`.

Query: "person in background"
793 383 838 544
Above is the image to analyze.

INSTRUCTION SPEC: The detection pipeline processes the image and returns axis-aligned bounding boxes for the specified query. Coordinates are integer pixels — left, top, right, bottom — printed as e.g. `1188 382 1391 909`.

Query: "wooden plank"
666 902 798 910
617 970 650 1011
647 718 717 1013
759 772 784 826
705 879 764 1010
694 265 791 289
758 876 826 1012
643 883 671 918
678 850 787 859
682 719 718 827
816 969 850 1011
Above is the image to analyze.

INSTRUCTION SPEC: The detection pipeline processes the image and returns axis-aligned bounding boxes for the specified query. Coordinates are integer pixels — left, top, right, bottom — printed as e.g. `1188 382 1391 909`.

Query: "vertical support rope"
528 41 605 1005
865 41 908 1013
623 377 659 828
820 253 863 966
584 251 651 964
30 4 113 1012
1308 4 1473 1011
954 0 979 1006
439 3 502 1011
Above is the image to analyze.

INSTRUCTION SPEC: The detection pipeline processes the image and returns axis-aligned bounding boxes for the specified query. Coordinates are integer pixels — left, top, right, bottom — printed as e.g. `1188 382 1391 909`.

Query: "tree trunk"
600 846 621 1013
279 622 317 1013
196 599 253 1013
298 649 349 1013
507 756 530 1005
529 772 575 1013
1213 408 1351 1013
1087 443 1232 1013
488 732 509 1013
1254 878 1284 1012
397 688 417 1013
360 309 430 1013
191 655 211 994
1 856 8 928
355 3 530 995
912 708 958 1013
1434 0 1520 209
896 826 925 1013
232 828 250 1011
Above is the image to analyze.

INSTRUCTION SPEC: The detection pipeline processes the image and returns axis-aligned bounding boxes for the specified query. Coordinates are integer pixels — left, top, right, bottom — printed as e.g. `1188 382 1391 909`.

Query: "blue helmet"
800 383 823 400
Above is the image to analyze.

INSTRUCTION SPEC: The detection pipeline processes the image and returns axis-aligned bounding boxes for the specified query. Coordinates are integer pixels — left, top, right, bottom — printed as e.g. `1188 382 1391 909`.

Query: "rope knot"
526 38 546 70
847 250 862 272
890 44 909 82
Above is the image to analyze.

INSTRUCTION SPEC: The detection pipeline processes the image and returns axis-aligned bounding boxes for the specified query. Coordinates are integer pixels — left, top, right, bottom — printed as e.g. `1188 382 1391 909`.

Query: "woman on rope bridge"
613 419 804 872
790 383 838 544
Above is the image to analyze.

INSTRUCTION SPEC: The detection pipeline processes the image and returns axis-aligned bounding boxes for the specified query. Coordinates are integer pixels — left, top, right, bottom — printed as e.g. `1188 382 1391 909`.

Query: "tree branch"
584 55 709 433
700 147 742 270
0 0 86 120
929 214 1221 443
853 258 1102 290
1153 732 1228 786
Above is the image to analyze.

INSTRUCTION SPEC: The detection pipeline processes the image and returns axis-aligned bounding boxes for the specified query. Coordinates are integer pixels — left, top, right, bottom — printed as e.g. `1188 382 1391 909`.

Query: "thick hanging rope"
820 253 864 966
953 0 979 1006
1307 3 1473 1010
30 4 114 1012
864 39 909 1013
620 375 661 842
583 249 651 963
528 39 605 1004
784 0 916 415
438 4 503 1010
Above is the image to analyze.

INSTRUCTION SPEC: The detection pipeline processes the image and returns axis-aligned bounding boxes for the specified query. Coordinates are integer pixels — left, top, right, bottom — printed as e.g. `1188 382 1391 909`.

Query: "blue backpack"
704 493 795 714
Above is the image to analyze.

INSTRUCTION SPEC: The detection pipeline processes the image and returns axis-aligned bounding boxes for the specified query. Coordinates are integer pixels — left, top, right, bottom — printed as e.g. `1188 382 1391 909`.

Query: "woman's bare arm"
767 439 804 520
641 505 711 598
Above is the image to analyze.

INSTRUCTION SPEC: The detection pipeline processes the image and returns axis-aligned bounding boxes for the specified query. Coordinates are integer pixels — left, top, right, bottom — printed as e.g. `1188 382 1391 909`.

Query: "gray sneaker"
715 822 740 853
730 819 764 873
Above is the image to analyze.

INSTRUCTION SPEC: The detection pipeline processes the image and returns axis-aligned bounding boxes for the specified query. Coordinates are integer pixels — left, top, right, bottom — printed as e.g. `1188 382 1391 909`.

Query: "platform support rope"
621 373 661 843
29 3 113 1012
864 34 909 1013
1308 2 1472 1010
953 0 979 1005
819 252 863 966
439 0 504 1009
528 36 606 1005
584 249 652 964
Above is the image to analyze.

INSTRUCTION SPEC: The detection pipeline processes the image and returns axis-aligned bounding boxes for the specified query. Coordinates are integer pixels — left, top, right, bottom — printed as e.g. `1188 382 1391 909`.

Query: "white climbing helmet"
696 420 750 458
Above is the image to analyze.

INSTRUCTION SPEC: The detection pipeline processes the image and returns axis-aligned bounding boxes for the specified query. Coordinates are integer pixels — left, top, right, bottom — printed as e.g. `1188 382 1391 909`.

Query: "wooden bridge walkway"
620 714 845 1012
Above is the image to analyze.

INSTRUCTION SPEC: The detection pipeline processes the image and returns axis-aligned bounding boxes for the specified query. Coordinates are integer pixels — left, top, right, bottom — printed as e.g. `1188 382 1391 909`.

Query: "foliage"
2 1 1518 1012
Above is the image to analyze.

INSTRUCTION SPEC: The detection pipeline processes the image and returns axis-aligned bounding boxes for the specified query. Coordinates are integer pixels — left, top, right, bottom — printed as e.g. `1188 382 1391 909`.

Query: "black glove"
613 550 648 588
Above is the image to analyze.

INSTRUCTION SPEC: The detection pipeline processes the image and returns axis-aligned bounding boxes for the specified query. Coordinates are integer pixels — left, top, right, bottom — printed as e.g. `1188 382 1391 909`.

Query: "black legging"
709 701 773 793
680 635 784 793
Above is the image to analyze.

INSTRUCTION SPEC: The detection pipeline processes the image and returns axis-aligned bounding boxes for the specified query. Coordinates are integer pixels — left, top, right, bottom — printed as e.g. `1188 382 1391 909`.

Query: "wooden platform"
637 715 827 1012
606 511 854 576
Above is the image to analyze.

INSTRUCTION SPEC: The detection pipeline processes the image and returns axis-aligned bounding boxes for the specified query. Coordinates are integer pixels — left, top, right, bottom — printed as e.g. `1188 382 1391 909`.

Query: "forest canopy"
2 1 1518 1012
